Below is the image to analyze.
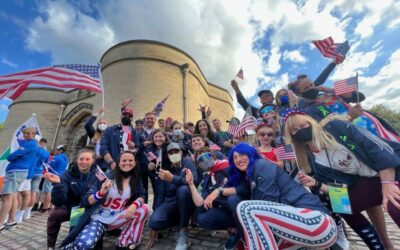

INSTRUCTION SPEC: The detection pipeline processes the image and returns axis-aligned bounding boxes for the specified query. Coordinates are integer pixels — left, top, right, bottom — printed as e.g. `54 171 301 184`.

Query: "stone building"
0 40 234 160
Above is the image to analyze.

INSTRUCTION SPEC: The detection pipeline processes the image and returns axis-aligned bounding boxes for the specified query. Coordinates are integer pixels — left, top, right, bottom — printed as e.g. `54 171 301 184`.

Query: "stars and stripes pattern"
333 75 358 96
274 144 296 161
237 200 337 250
153 94 170 117
0 64 102 100
68 205 150 249
95 166 108 181
227 117 241 136
208 141 221 151
312 37 349 64
236 68 244 80
235 106 256 138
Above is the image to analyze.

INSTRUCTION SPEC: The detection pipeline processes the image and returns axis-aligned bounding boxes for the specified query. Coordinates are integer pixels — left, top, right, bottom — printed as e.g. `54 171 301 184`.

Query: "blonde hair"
22 127 37 134
275 88 299 108
284 114 345 173
92 118 107 144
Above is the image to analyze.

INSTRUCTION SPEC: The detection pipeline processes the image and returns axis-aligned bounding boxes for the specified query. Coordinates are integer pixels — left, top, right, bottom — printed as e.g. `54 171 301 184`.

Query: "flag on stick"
95 166 108 181
208 141 221 151
235 106 256 138
153 94 170 117
236 68 244 80
227 117 240 136
312 37 349 64
274 144 296 161
0 64 102 100
333 74 358 96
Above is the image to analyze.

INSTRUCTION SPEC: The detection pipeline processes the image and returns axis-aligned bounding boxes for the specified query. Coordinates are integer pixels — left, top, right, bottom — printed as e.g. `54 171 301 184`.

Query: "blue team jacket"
6 139 37 173
49 153 69 176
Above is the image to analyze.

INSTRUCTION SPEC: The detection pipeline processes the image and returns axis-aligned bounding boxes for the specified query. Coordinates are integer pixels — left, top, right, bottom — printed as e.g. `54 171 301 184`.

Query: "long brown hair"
113 151 141 197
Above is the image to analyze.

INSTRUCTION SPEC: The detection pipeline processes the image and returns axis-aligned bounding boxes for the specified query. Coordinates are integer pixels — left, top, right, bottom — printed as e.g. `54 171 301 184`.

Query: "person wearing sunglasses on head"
186 147 244 250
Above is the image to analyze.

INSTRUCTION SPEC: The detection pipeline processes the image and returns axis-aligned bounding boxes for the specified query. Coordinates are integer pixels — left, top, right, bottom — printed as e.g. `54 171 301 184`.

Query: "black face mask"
302 88 319 100
121 117 132 126
292 126 313 142
120 169 135 178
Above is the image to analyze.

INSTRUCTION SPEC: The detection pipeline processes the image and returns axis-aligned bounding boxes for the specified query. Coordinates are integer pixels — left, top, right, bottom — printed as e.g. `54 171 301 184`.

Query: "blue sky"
1 0 400 123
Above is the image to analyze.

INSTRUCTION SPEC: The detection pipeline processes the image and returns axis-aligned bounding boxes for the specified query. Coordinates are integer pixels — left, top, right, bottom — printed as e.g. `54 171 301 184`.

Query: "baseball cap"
257 90 273 98
56 145 65 151
122 108 134 117
167 142 181 152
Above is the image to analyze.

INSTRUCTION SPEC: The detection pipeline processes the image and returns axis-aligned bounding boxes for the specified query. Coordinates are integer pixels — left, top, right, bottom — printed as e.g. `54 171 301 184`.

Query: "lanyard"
308 148 338 185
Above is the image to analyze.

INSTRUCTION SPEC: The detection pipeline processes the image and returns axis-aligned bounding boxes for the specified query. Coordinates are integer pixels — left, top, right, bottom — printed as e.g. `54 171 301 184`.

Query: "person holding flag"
194 120 224 151
284 112 400 249
41 145 69 213
62 150 149 250
0 127 38 231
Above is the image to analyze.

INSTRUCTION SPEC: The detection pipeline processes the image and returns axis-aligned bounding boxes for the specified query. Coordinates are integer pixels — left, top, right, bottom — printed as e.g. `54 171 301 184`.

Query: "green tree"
368 104 400 133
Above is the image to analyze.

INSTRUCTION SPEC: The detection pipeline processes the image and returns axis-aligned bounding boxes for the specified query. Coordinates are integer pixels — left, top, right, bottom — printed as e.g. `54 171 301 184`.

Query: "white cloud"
1 57 18 68
22 0 400 117
283 50 306 64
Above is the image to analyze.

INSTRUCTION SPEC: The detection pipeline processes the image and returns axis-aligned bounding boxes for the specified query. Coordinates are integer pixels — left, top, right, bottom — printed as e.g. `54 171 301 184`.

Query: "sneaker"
175 231 190 250
335 223 349 250
23 210 31 220
16 211 24 224
224 233 240 250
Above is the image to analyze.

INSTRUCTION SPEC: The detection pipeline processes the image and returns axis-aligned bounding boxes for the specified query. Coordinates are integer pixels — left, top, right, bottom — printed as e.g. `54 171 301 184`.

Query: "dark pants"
47 205 70 248
196 195 241 230
149 186 194 231
139 163 160 208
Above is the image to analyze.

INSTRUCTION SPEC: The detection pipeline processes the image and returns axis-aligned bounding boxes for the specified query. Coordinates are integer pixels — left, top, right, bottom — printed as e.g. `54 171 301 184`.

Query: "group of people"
0 57 399 250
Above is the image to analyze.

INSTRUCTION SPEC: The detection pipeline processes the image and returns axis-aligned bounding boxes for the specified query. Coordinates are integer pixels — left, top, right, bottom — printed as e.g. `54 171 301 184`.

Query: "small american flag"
312 37 349 64
227 117 240 136
146 151 158 161
153 94 170 117
208 141 221 151
0 64 102 100
236 68 244 80
235 106 256 137
95 166 108 181
333 75 358 96
274 144 296 161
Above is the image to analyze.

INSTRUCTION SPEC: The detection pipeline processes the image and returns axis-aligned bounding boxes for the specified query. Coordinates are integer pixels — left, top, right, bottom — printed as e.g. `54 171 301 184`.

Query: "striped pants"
66 204 150 249
237 201 337 250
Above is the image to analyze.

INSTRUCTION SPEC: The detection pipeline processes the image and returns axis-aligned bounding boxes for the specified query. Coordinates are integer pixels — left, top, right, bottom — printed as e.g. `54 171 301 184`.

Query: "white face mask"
173 129 182 136
98 124 108 131
169 153 182 164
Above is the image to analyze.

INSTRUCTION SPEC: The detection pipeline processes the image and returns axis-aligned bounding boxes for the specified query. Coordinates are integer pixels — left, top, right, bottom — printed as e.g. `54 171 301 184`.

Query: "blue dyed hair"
227 143 262 187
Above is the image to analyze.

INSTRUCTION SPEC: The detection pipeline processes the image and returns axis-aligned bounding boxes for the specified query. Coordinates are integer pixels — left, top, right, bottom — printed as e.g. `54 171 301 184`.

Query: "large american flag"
333 75 358 96
312 37 349 64
235 106 256 137
0 64 102 100
273 144 296 161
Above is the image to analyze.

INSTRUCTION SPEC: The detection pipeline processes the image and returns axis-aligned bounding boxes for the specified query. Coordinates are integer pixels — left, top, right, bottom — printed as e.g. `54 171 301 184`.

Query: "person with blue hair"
227 143 337 250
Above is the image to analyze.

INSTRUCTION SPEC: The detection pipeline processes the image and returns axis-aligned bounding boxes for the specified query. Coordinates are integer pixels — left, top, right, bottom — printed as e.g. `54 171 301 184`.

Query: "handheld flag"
146 151 158 162
153 94 170 117
274 144 296 161
227 117 241 136
333 74 358 96
236 68 244 80
0 64 102 100
235 106 256 138
95 166 108 181
208 141 221 152
312 37 349 64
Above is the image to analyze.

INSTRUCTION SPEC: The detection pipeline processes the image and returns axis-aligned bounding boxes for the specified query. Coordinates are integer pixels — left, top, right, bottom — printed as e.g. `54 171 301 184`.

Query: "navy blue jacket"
51 164 98 209
311 120 400 186
136 129 154 165
62 170 146 246
100 124 138 163
156 158 198 205
6 139 37 173
250 159 328 214
84 115 97 139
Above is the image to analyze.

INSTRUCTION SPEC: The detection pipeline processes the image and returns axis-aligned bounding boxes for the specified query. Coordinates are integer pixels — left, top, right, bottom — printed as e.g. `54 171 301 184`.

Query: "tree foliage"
368 104 400 133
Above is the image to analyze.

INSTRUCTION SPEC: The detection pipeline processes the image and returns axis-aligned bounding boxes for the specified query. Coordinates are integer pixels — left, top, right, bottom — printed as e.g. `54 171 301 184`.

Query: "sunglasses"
259 132 274 137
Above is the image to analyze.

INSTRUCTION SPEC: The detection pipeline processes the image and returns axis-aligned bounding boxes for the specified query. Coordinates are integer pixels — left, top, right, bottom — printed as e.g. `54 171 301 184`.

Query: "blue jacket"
62 170 147 246
250 159 328 214
52 164 98 209
310 120 400 186
156 158 198 205
136 129 154 165
100 124 138 164
49 153 69 176
84 115 97 139
6 139 37 173
28 147 50 179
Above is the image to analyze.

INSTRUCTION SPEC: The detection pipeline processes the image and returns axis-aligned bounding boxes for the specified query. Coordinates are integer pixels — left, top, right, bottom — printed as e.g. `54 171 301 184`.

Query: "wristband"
134 200 142 208
381 180 399 185
97 191 106 198
93 192 101 201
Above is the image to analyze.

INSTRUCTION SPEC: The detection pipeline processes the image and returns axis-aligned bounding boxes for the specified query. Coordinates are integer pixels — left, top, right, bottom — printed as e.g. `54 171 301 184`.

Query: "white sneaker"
335 223 349 250
23 210 31 220
15 210 24 224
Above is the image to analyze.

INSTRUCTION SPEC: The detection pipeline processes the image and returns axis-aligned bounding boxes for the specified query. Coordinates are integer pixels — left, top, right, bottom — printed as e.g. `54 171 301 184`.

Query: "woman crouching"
62 151 150 250
230 143 337 250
